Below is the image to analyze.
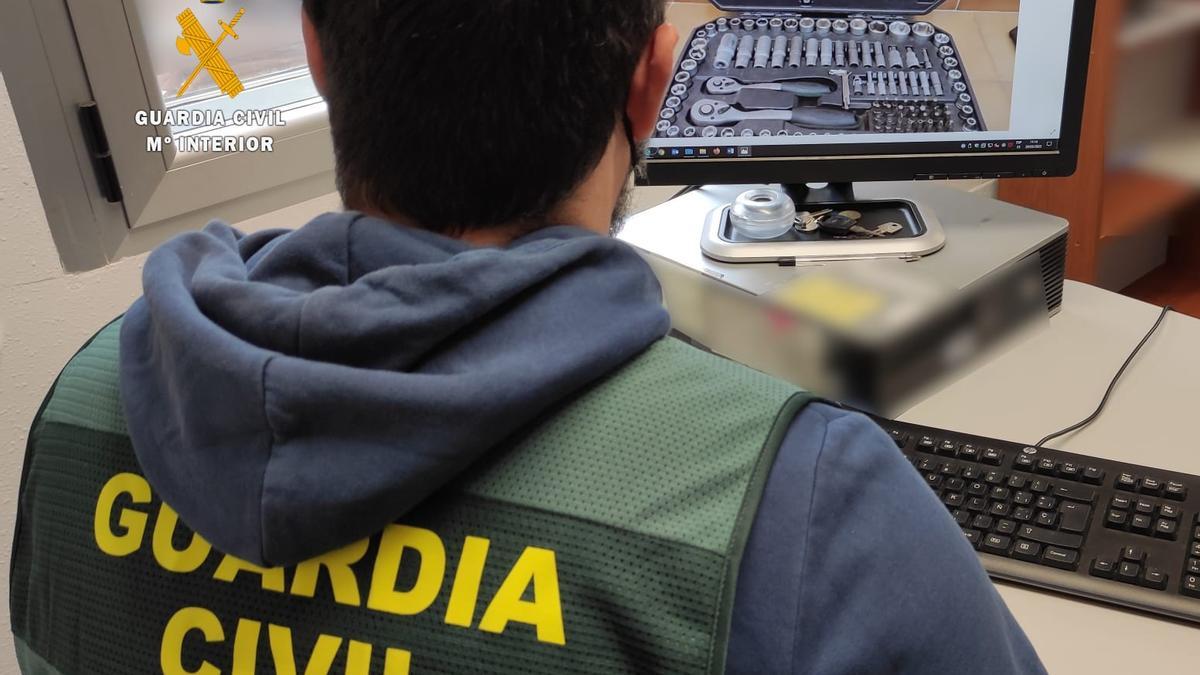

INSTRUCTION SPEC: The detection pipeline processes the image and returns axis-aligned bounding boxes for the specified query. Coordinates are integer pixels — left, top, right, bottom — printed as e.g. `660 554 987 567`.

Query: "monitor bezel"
639 1 1098 185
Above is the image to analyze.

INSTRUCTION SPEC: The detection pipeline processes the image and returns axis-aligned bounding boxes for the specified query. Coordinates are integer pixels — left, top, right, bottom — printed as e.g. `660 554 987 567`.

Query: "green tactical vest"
11 319 812 675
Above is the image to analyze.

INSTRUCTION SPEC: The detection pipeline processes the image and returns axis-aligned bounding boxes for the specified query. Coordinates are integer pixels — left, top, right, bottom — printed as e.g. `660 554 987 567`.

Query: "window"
1 0 335 271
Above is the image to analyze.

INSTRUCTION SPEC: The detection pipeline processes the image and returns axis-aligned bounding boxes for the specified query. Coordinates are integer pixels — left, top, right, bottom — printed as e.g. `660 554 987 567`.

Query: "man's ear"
626 24 680 142
302 9 328 95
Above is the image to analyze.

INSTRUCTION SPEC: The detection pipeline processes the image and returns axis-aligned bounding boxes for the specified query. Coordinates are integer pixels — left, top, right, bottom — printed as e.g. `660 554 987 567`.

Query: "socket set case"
657 0 989 140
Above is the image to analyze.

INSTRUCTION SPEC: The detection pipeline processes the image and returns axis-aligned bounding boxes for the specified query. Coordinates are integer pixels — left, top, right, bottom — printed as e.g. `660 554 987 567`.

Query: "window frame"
1 0 336 271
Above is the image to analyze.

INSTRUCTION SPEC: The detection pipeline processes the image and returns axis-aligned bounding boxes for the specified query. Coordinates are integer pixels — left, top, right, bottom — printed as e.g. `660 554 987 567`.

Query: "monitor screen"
641 1 1096 185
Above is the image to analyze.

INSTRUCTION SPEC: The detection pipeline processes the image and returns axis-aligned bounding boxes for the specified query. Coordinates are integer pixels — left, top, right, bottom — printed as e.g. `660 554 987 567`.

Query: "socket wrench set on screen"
656 1 987 140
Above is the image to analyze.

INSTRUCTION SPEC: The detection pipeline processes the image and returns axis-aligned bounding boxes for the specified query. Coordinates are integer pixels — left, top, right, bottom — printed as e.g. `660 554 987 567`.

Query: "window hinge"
77 102 123 204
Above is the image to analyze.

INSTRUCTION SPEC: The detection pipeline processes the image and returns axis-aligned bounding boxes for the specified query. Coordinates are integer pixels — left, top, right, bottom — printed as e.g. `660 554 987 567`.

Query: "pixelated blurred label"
773 276 885 329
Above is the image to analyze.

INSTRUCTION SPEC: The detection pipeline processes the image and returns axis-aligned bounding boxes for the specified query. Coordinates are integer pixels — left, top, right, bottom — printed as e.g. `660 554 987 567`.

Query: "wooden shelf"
1129 122 1200 187
1120 3 1200 50
1100 169 1198 240
1124 263 1200 318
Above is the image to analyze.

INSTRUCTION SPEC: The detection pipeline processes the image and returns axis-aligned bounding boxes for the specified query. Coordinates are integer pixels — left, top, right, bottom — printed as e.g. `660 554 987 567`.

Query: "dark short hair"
303 0 666 234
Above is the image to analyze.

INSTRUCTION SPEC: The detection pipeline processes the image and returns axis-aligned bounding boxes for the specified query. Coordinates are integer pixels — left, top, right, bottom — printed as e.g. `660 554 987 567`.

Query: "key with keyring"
819 211 883 238
794 209 833 233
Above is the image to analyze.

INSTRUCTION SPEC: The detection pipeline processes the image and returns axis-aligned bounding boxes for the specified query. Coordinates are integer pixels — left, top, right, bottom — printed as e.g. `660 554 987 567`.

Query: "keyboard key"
1059 463 1081 480
1164 481 1187 501
960 467 982 480
963 529 982 549
954 510 970 527
1053 483 1096 504
889 430 908 447
967 497 987 512
1186 558 1200 576
1036 458 1057 475
1142 567 1168 590
1122 546 1146 562
943 492 964 508
996 519 1017 536
984 471 1005 485
944 477 965 492
1090 558 1115 579
925 473 944 488
990 486 1011 501
982 533 1011 555
1013 540 1041 561
1007 475 1028 489
1191 543 1200 559
1014 491 1034 506
982 448 1003 465
972 514 994 531
1059 502 1091 534
1117 561 1141 583
1134 500 1154 514
1018 525 1083 550
960 445 981 462
1154 519 1178 540
1014 507 1035 523
937 440 958 456
1036 495 1057 511
939 463 959 476
1082 466 1105 485
1014 454 1035 470
1131 513 1153 534
917 436 937 452
1116 473 1138 491
1158 504 1181 520
989 502 1011 517
1194 526 1200 542
1110 495 1132 510
967 482 987 496
919 458 938 472
1184 575 1200 599
1139 477 1163 495
1036 511 1059 528
1031 479 1051 494
1105 509 1128 529
1042 547 1079 570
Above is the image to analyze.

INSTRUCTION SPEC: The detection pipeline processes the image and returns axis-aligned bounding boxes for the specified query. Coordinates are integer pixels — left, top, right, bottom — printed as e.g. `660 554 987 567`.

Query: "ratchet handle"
778 81 836 98
790 107 859 130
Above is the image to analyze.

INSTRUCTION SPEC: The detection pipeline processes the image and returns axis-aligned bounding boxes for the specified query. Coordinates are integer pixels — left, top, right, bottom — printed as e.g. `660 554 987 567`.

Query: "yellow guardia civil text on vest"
11 319 812 674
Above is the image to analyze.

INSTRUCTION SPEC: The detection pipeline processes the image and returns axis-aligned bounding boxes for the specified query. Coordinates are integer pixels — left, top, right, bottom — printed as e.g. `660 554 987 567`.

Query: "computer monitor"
640 0 1097 189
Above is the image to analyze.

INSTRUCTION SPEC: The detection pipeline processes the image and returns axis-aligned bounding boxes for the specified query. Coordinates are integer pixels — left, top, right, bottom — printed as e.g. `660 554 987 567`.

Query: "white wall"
0 72 340 675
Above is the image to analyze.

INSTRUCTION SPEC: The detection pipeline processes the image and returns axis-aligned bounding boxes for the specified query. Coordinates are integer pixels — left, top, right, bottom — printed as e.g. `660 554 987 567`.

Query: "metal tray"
701 197 947 263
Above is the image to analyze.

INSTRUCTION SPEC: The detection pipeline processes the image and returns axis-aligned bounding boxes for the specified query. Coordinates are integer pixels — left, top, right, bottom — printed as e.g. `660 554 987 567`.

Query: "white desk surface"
904 280 1200 675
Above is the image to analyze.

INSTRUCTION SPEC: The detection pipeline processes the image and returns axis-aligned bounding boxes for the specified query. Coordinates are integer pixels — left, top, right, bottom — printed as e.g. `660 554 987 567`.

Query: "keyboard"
871 416 1200 623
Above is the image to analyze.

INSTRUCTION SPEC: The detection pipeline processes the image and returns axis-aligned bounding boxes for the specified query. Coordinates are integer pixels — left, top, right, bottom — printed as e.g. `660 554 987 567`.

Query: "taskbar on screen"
645 138 1061 161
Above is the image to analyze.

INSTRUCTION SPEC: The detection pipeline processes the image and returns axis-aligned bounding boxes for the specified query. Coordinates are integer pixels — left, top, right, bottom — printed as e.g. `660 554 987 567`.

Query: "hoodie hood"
119 213 670 566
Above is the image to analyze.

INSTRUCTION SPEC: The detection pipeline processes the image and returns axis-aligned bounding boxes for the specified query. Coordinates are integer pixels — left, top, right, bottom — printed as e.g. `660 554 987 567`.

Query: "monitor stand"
782 181 860 206
697 182 946 264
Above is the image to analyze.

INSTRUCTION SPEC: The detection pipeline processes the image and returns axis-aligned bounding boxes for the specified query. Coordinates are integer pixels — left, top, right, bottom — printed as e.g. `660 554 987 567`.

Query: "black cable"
1035 305 1173 448
668 185 702 201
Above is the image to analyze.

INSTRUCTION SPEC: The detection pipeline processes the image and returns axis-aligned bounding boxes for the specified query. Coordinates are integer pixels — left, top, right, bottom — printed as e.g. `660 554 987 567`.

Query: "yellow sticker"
773 276 885 329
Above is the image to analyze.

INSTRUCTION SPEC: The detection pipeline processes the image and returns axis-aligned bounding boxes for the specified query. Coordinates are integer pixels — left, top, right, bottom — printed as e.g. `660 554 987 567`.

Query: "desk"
906 281 1200 675
629 184 1200 673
